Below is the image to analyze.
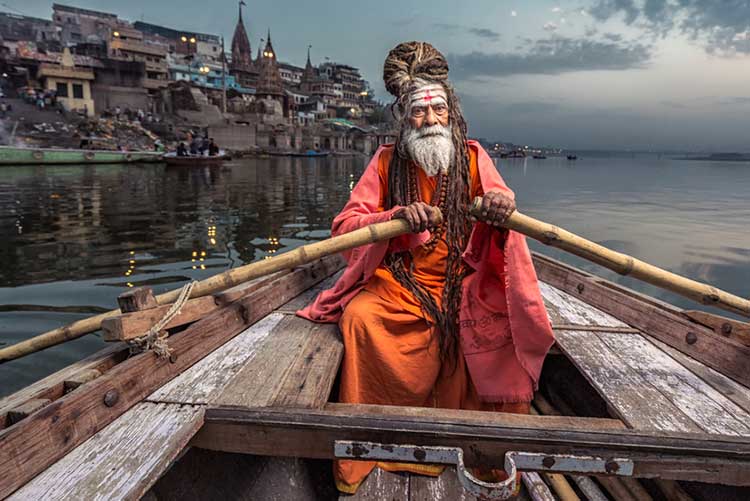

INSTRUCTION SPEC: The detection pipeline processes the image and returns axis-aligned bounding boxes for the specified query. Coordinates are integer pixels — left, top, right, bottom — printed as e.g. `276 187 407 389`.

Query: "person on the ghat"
298 41 555 494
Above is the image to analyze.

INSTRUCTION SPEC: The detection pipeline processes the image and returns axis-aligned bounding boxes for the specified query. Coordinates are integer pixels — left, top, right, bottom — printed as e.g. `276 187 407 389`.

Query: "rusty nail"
542 456 556 468
721 323 733 336
686 332 698 345
604 459 620 474
413 449 427 462
103 389 119 407
169 353 178 364
576 283 585 294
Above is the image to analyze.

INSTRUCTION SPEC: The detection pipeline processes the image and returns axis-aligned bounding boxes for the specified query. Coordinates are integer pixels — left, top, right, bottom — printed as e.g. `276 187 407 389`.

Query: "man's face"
409 102 450 129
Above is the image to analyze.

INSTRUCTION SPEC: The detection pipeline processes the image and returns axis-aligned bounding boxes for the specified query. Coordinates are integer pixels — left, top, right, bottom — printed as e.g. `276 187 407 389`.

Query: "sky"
5 0 750 151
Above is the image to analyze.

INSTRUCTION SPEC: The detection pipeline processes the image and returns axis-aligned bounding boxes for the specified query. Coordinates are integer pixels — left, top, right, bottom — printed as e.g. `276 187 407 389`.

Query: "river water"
1 154 748 397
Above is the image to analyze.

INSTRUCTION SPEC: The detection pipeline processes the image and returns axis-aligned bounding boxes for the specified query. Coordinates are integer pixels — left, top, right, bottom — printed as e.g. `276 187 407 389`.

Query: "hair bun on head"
383 41 450 98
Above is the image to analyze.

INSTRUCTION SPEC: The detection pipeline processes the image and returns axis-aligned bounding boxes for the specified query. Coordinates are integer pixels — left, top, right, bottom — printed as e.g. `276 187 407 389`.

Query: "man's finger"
414 204 429 232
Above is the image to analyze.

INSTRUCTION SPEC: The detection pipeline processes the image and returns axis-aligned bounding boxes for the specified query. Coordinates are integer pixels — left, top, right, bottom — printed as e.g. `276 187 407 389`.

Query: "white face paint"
402 81 454 177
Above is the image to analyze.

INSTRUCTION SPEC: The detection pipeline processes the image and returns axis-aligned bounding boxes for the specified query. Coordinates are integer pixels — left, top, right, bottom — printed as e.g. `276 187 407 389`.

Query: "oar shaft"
471 198 750 318
0 217 419 363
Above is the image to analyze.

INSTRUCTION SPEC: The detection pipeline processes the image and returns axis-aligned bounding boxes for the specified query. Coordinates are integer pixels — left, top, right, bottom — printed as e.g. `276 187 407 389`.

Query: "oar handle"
470 197 750 318
0 210 442 363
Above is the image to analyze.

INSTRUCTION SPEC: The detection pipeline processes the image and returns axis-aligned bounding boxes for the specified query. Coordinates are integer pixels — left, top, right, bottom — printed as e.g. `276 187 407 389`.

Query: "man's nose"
425 106 438 126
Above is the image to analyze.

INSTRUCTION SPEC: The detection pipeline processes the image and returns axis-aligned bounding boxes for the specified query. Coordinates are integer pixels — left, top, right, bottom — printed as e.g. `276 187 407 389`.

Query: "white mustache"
414 125 451 139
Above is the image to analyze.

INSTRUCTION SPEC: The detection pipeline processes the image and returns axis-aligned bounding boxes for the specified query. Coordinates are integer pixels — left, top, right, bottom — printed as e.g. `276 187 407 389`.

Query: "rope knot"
127 281 197 358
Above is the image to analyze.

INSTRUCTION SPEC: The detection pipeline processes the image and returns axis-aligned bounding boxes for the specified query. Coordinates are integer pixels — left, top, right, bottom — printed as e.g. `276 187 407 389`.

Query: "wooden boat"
163 152 228 167
1 216 750 500
567 154 578 160
532 154 547 159
0 146 163 165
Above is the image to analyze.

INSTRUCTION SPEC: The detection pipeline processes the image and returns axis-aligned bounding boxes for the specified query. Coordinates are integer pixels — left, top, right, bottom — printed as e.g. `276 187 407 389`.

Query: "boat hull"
0 146 163 165
164 155 228 167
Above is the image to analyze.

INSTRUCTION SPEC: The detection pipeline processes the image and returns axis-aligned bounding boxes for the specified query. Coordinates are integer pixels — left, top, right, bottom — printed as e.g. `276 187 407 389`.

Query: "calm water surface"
1 154 748 396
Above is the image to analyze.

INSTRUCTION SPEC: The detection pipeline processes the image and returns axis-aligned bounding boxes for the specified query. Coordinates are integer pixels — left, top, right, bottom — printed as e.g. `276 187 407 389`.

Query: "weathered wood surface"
2 259 345 499
101 270 299 342
0 343 128 429
534 253 750 388
213 316 342 409
346 467 409 500
7 398 51 426
596 331 750 435
0 257 340 499
541 276 750 436
8 402 203 501
198 404 750 485
651 337 750 416
681 309 750 346
147 313 285 405
117 286 158 313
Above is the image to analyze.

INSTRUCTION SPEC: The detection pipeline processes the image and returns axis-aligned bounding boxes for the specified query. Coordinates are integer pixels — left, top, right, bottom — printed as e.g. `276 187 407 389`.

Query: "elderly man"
299 41 554 493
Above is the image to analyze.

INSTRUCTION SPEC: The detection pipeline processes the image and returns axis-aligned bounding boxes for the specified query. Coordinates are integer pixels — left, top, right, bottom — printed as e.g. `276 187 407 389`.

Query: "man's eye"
434 105 448 114
412 108 426 117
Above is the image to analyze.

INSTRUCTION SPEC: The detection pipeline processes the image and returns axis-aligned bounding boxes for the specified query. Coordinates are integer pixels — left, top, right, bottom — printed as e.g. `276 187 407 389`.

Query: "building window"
56 82 69 97
72 84 84 99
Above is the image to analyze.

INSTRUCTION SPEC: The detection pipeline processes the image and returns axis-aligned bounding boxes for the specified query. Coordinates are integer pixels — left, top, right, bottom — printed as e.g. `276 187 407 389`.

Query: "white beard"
402 124 454 177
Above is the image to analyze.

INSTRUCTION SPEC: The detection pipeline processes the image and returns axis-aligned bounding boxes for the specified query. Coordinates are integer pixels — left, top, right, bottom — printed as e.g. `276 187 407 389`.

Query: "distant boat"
163 152 228 167
265 150 330 158
0 146 163 166
292 150 330 158
567 154 578 160
532 154 547 159
501 150 526 158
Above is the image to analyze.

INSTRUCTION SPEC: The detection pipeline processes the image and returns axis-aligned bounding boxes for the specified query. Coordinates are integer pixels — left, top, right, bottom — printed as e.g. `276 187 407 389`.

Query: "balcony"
110 39 167 58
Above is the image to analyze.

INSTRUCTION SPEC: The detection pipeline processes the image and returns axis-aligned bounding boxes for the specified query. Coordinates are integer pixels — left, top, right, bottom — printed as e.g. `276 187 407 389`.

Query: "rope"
127 281 197 358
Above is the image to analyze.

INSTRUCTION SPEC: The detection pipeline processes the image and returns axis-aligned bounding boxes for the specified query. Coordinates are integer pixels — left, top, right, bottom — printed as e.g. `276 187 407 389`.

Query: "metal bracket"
335 441 633 500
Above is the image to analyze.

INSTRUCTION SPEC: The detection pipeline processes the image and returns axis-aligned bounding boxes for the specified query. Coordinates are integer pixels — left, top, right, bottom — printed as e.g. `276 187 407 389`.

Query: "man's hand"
394 202 442 233
472 191 516 227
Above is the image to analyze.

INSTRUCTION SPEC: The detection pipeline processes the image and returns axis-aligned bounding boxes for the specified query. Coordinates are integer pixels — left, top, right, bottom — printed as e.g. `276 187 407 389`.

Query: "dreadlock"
382 42 473 366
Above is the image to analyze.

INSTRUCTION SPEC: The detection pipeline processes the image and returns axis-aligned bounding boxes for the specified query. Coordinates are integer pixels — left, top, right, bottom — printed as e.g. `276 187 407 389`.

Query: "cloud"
434 23 501 41
448 36 652 79
589 0 750 53
469 28 502 41
543 22 559 32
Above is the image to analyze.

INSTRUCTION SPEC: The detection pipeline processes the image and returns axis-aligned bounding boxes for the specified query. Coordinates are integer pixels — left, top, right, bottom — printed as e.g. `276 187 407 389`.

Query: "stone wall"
207 124 257 151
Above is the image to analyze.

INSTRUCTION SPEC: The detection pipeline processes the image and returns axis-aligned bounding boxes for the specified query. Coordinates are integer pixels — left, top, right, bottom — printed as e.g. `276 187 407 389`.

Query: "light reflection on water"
0 154 748 396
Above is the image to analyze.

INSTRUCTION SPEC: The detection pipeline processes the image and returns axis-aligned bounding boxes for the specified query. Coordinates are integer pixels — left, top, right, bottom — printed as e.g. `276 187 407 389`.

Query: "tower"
256 28 283 97
229 0 257 87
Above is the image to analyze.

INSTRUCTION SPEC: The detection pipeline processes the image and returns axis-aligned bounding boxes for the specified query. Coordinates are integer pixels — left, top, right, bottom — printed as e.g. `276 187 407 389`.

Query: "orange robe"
335 149 529 493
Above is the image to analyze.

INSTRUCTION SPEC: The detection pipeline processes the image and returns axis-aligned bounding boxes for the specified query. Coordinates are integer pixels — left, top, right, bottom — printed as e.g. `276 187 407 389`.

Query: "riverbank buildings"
0 2 391 153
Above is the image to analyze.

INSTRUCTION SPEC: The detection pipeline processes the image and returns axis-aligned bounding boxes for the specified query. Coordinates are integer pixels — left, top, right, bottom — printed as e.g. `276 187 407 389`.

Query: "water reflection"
1 153 749 396
0 156 365 395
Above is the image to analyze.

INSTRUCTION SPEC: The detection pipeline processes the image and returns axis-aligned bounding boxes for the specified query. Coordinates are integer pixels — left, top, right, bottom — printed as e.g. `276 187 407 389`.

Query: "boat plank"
146 313 285 405
8 402 203 501
650 337 750 416
271 323 342 409
535 256 750 388
343 467 409 501
596 332 750 436
539 282 626 328
213 315 340 408
0 343 127 426
554 330 701 433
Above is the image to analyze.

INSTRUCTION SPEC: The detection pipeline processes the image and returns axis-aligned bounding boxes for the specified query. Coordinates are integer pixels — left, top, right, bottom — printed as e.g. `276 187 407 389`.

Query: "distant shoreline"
674 153 750 162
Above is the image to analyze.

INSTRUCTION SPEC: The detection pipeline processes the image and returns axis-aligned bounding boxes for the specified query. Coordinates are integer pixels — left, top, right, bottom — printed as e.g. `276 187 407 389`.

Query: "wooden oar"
0 215 433 363
470 197 750 319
